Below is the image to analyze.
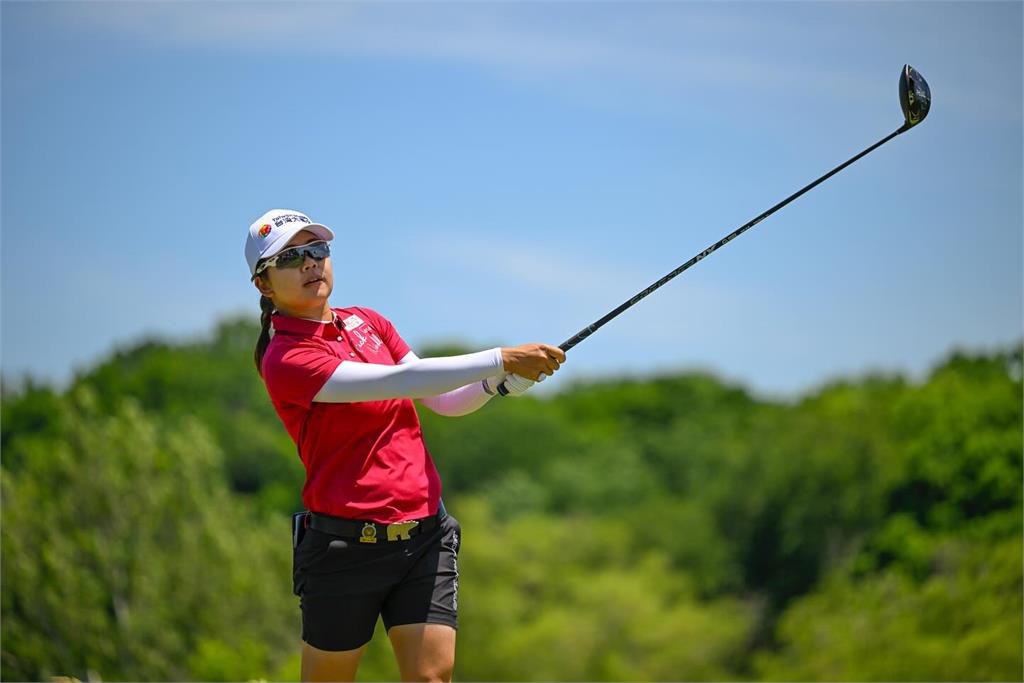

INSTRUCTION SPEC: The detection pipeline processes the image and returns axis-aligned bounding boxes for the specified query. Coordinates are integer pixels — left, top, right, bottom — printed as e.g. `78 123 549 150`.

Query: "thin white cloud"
416 233 645 299
49 1 1018 123
55 2 884 103
413 231 747 332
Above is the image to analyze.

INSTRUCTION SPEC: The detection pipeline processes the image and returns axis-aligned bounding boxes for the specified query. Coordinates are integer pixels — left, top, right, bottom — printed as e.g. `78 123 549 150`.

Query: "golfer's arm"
312 348 503 404
401 351 499 416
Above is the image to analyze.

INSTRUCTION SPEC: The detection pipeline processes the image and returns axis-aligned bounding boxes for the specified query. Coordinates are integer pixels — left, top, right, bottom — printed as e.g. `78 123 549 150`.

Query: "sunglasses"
253 240 331 279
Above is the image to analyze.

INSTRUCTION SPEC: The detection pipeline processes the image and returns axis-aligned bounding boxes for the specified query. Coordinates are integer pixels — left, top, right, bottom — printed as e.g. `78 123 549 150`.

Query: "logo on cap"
272 214 311 228
258 224 272 238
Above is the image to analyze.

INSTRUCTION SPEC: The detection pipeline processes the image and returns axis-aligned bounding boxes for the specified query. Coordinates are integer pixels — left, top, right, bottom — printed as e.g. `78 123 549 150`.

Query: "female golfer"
245 209 565 682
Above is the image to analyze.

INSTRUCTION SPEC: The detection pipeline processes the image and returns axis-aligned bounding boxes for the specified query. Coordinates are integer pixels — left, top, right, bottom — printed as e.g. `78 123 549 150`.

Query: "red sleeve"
355 307 412 362
262 339 343 409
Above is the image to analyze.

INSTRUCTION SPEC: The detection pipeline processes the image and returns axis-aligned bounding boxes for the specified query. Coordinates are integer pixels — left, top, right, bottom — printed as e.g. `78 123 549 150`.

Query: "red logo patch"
258 223 271 238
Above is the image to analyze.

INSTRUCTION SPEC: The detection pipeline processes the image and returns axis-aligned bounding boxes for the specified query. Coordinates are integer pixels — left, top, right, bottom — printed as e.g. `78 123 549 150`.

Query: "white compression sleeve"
399 351 500 416
312 348 504 403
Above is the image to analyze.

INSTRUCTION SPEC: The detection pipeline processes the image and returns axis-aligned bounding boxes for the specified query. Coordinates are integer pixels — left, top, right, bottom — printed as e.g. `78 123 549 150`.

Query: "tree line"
2 316 1021 681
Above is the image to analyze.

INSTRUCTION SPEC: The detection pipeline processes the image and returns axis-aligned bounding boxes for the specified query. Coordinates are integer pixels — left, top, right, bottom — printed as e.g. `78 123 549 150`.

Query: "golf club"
498 64 931 396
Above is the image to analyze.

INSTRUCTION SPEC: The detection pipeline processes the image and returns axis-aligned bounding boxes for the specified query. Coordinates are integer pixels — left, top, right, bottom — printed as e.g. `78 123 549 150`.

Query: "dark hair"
254 286 275 378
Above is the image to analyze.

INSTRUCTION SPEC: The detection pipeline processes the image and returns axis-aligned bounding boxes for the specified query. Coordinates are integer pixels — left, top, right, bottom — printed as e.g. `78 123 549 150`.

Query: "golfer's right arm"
312 343 564 403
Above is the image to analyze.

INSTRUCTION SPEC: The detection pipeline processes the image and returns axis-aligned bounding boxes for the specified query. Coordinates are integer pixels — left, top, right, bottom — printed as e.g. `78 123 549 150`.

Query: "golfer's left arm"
400 351 533 416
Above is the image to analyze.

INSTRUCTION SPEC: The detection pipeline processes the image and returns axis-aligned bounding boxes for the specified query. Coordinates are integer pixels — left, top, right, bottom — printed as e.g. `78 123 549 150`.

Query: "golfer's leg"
301 640 367 682
388 623 456 683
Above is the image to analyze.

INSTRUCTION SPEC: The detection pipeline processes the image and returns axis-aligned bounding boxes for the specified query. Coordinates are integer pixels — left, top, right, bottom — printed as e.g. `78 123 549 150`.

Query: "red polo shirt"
260 306 442 523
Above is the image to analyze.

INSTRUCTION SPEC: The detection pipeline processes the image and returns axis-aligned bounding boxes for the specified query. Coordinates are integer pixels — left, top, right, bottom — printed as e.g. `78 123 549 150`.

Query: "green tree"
66 317 307 517
1 387 298 681
886 349 1022 530
453 497 754 681
4 316 1018 682
755 536 1023 681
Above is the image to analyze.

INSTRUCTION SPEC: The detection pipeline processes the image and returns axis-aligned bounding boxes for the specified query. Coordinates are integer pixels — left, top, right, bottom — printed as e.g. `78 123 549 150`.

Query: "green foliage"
1 379 65 465
1 387 298 681
454 497 753 681
2 321 1020 681
887 349 1023 529
64 316 307 516
755 536 1023 681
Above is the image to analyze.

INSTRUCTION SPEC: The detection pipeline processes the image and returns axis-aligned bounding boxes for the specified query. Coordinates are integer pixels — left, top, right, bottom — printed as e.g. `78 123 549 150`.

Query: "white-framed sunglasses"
252 240 331 280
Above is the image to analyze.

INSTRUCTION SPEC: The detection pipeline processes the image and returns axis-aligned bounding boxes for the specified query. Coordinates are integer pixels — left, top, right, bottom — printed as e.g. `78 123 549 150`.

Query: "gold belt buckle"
386 520 419 541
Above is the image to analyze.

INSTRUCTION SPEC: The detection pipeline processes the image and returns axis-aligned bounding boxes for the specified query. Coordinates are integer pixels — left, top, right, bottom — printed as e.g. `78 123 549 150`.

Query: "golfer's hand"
500 343 565 382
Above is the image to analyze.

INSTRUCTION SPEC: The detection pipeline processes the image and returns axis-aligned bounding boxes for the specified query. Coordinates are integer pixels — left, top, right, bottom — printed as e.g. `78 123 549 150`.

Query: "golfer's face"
262 229 334 306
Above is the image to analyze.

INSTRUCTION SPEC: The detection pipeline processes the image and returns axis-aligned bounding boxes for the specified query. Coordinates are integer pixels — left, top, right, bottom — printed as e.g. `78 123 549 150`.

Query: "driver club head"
900 64 931 128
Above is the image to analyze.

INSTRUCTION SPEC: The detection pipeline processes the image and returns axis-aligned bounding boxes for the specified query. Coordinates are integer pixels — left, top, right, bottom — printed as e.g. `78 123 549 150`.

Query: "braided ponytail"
254 294 275 377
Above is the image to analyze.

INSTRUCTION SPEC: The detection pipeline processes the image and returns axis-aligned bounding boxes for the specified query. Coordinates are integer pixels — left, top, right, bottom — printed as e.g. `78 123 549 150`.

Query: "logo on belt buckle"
386 520 419 541
360 523 378 544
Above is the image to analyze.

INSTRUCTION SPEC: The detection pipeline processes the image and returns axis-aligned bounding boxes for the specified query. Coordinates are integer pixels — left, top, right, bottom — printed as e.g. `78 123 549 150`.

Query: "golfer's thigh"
301 640 366 682
388 623 456 682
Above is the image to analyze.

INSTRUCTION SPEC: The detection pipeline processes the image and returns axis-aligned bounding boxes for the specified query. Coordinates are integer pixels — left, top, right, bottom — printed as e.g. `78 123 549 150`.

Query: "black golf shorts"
293 512 461 652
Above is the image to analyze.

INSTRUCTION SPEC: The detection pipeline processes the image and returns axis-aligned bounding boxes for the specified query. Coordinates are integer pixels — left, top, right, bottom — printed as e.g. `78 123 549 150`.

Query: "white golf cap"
245 209 335 278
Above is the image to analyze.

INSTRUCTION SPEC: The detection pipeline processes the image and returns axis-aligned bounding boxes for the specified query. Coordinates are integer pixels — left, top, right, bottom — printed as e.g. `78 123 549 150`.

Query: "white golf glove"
483 372 539 397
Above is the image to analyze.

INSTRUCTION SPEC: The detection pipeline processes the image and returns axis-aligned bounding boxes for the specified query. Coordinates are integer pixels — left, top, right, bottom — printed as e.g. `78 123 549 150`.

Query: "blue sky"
2 1 1021 399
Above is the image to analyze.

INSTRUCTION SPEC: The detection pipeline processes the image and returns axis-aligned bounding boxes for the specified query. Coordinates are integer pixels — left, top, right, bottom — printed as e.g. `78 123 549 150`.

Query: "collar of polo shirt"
297 312 338 324
271 310 344 338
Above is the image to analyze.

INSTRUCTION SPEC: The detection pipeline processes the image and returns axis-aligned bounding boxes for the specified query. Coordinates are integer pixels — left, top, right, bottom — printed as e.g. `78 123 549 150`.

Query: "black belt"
308 500 447 544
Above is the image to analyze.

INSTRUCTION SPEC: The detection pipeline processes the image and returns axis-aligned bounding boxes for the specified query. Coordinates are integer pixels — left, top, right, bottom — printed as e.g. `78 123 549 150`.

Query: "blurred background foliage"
1 315 1021 681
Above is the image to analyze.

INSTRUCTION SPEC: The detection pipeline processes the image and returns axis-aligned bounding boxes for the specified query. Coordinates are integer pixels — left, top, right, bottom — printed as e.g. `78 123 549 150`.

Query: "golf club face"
900 64 931 128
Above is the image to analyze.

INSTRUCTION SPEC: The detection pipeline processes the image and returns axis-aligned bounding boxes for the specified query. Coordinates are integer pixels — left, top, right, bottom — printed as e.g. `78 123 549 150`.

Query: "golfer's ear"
254 275 273 297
